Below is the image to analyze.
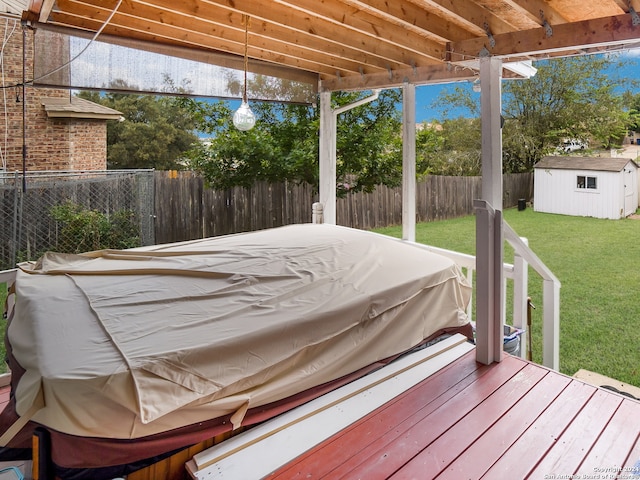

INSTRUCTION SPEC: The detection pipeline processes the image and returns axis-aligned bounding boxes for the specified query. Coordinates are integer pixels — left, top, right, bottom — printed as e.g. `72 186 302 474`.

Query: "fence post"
10 172 19 268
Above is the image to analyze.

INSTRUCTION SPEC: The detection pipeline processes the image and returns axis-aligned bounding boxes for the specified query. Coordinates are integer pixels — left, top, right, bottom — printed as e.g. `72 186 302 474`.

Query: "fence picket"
154 172 532 244
0 171 532 269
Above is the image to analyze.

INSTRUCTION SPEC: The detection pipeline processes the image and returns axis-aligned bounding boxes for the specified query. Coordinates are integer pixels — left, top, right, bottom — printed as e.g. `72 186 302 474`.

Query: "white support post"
475 200 501 364
475 55 504 365
543 279 560 370
480 56 503 211
319 90 336 225
512 238 529 359
402 83 416 242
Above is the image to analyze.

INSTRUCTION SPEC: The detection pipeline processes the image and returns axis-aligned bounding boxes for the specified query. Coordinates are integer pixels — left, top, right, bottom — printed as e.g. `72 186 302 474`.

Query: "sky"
412 49 640 123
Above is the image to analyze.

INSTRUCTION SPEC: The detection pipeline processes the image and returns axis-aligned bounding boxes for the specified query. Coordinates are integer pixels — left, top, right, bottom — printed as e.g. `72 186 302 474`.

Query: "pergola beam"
447 13 640 63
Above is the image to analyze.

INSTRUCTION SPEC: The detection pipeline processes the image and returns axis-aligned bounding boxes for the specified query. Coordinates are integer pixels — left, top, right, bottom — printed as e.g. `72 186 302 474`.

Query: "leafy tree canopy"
77 83 199 170
182 90 404 194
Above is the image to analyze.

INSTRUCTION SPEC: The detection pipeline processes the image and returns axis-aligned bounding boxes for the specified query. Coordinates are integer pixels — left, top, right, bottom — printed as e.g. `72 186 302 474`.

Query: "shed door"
624 167 635 216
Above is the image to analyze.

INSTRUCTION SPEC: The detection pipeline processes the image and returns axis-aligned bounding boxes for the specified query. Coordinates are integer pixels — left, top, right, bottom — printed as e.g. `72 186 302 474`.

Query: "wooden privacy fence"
154 171 533 244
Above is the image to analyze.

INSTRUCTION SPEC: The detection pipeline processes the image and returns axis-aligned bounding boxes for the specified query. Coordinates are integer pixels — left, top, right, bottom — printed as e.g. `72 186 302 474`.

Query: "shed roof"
534 156 638 172
41 97 122 120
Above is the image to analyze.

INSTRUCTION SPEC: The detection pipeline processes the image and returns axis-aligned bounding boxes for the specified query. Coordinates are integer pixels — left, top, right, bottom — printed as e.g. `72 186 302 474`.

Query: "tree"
415 119 481 177
77 87 199 170
184 90 404 194
433 55 634 172
503 55 631 170
625 92 640 135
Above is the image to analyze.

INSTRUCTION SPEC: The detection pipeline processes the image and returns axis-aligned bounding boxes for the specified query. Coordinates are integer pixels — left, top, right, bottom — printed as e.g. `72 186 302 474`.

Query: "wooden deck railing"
417 220 560 371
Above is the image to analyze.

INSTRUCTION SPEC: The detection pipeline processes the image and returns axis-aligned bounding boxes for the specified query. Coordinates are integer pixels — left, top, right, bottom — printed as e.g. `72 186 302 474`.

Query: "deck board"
389 363 549 479
433 368 572 480
574 399 640 477
481 380 597 479
267 349 490 479
331 356 527 480
268 353 526 480
527 389 624 477
265 350 640 480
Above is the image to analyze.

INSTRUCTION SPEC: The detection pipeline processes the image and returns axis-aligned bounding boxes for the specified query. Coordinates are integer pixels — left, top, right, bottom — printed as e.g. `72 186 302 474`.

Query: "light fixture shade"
233 101 256 131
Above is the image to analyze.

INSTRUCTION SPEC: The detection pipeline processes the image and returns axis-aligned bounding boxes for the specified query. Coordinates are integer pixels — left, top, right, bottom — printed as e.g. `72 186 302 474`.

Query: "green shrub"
50 201 141 254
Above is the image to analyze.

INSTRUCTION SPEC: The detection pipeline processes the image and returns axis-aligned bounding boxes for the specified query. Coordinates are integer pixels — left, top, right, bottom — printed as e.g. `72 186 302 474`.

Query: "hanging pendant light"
233 15 256 131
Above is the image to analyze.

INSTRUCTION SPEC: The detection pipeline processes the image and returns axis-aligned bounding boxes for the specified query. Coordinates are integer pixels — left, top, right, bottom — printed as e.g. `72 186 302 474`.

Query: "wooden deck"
190 338 640 480
2 341 640 479
264 349 640 480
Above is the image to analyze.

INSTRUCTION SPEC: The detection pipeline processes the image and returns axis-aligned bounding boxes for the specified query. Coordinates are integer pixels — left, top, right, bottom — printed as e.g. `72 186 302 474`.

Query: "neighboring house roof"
0 0 26 17
534 156 638 172
41 97 122 120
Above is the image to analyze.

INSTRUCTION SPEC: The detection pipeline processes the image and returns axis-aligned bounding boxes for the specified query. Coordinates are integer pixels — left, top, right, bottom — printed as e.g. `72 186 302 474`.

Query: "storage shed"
534 156 638 220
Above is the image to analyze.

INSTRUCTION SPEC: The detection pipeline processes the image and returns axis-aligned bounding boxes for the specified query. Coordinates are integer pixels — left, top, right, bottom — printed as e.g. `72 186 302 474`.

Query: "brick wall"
0 19 107 173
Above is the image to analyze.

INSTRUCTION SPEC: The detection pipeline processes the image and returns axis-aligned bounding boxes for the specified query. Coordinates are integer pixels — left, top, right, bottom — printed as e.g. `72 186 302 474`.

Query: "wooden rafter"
21 0 640 90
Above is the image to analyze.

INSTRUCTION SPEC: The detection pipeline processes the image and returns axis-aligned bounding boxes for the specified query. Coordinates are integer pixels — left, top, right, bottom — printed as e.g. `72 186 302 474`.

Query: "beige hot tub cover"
8 224 471 439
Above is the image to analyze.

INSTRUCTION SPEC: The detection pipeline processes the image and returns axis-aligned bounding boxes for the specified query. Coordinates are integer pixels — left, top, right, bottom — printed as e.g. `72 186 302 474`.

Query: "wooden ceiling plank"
127 0 432 73
269 0 446 60
35 21 320 86
55 0 417 76
48 10 356 78
416 0 518 35
128 0 443 70
496 0 569 26
38 0 55 22
344 0 483 42
611 0 629 10
447 12 640 63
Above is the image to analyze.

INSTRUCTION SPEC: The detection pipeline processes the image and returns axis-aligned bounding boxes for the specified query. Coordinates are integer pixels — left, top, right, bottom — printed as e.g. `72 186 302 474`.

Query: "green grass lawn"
375 207 640 387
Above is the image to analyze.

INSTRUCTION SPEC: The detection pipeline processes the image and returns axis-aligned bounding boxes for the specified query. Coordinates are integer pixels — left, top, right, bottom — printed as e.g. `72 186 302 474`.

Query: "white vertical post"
402 83 416 242
475 201 503 364
480 55 503 211
475 200 495 365
543 279 560 370
476 55 504 365
319 90 336 225
512 238 529 359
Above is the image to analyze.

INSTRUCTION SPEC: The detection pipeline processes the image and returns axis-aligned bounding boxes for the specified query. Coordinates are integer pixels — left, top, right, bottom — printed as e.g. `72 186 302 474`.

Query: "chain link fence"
0 170 155 271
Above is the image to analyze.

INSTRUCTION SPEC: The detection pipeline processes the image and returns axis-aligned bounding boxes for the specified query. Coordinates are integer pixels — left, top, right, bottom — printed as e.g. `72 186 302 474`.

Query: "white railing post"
504 221 560 371
312 202 324 224
512 238 529 359
465 268 474 322
543 278 560 370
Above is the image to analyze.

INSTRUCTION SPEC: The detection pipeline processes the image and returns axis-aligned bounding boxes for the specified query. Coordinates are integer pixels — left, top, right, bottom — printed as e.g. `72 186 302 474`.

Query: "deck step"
574 369 640 401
